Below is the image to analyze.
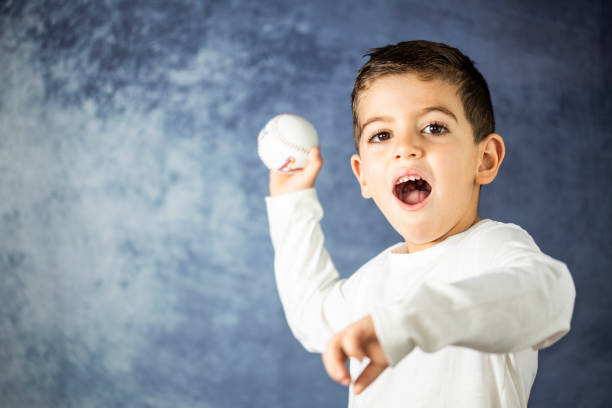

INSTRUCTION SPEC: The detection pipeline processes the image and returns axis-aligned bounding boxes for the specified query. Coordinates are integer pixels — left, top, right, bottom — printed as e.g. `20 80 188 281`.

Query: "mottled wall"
1 0 610 407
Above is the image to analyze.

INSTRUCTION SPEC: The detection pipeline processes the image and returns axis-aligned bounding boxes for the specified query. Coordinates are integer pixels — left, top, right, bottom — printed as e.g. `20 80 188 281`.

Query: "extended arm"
371 228 576 365
373 251 575 365
323 224 576 394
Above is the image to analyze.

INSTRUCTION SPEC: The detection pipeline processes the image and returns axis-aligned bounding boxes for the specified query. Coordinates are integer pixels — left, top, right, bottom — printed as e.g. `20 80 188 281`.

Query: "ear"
475 133 505 185
350 154 372 198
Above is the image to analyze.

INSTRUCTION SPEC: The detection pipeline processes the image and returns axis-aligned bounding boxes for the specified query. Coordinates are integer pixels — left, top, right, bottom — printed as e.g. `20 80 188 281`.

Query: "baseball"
257 113 319 173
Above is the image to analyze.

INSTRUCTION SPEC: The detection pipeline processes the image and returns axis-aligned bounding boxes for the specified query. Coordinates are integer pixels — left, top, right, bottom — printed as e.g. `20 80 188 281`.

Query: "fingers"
268 147 322 196
322 325 369 387
322 316 390 394
322 337 351 386
352 362 387 395
306 146 323 172
300 146 323 184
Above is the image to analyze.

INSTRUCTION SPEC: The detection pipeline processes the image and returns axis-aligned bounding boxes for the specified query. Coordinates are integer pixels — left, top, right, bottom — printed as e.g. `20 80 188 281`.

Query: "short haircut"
351 40 495 152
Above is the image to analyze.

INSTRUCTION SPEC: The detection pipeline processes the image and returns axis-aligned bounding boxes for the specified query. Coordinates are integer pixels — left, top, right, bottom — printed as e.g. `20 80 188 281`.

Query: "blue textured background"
1 0 610 407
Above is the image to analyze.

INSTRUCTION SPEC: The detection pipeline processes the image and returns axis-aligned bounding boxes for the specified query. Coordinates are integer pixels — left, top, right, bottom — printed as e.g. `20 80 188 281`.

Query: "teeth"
396 175 422 185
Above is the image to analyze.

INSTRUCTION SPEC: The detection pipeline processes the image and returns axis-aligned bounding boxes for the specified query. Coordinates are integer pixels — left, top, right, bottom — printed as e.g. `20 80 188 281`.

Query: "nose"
394 132 423 159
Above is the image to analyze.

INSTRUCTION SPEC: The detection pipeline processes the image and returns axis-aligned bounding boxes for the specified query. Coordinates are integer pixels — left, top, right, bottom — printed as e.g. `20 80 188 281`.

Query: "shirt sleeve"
265 188 356 353
371 225 576 366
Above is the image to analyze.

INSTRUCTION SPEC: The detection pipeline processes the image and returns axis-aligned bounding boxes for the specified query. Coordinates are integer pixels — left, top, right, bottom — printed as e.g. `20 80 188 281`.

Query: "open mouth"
394 175 432 206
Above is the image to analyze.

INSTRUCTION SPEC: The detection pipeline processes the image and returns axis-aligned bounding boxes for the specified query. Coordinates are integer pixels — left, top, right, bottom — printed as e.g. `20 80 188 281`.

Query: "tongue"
404 189 428 205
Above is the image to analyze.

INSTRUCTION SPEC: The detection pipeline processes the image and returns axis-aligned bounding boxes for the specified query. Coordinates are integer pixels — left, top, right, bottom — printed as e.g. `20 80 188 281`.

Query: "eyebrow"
420 106 458 123
359 116 393 134
359 105 459 133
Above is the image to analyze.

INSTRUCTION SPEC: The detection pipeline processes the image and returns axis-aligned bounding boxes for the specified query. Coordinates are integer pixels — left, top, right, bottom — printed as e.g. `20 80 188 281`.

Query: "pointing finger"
352 362 387 395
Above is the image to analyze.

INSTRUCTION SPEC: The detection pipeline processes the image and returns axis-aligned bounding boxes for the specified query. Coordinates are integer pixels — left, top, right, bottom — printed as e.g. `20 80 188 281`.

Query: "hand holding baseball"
259 113 322 196
322 315 389 395
269 147 323 196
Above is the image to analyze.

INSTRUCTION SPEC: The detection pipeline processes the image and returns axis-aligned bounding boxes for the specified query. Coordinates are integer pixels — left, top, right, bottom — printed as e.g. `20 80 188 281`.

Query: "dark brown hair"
351 40 495 151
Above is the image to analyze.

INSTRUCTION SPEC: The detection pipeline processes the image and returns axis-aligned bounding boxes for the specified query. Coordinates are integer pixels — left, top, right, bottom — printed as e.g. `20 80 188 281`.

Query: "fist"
269 147 323 196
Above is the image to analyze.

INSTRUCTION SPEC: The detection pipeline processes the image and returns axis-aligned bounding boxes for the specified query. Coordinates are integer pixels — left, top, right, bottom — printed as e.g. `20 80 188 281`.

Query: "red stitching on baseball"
257 114 315 171
271 114 312 155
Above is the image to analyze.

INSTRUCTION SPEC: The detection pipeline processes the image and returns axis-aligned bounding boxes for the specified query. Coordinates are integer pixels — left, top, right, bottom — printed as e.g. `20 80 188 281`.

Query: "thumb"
302 146 323 180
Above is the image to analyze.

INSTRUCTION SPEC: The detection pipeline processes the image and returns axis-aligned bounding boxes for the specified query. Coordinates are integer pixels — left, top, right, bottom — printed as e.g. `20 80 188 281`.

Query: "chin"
401 233 435 247
396 222 437 246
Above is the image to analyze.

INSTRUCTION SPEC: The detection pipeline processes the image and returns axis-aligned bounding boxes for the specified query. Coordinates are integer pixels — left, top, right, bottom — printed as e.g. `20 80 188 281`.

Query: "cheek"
361 159 385 186
432 154 473 191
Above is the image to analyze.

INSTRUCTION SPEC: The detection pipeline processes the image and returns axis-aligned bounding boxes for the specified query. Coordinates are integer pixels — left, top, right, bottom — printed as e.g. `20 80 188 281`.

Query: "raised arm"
266 148 355 352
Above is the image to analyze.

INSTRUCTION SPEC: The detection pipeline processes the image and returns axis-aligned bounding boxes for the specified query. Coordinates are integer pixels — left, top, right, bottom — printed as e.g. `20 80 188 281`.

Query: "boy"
265 40 575 407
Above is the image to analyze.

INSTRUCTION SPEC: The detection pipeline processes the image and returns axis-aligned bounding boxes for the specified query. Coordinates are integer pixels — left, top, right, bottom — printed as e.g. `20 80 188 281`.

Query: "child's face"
351 73 485 253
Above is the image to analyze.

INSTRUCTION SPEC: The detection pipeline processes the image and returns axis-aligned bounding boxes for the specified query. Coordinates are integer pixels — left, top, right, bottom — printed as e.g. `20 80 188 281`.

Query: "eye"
368 131 392 143
422 122 448 136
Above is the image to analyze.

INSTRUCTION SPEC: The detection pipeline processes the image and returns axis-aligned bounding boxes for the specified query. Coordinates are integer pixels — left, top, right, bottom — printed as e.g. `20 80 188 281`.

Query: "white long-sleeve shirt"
265 188 575 408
